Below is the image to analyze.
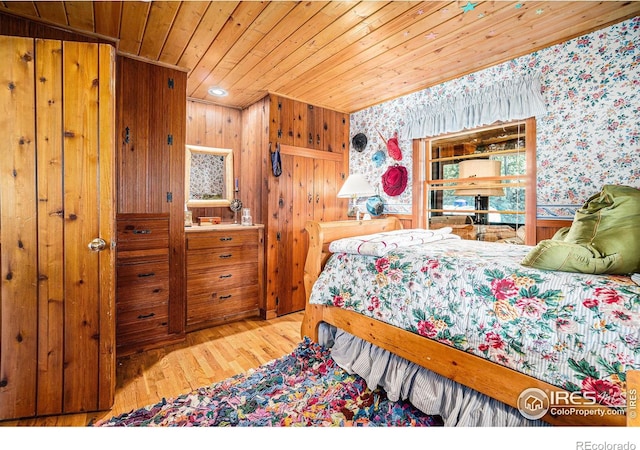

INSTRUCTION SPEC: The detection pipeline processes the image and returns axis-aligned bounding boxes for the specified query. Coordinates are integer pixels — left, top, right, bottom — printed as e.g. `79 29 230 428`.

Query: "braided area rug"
93 338 442 427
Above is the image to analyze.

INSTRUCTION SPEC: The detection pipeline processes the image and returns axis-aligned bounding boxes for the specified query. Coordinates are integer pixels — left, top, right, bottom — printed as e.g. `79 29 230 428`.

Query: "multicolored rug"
94 338 442 427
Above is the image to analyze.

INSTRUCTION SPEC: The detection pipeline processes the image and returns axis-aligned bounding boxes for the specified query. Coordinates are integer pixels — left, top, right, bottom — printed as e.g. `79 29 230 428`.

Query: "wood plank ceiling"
1 1 638 113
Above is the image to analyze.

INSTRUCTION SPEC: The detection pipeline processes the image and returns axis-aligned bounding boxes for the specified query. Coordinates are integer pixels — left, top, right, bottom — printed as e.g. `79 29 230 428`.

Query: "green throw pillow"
522 184 640 275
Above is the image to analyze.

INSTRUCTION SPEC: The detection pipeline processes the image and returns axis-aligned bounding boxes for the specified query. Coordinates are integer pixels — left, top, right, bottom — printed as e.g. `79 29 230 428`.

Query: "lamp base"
475 195 489 225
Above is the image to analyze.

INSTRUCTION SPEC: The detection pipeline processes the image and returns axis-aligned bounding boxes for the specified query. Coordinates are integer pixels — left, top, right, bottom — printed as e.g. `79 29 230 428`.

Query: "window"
412 118 536 244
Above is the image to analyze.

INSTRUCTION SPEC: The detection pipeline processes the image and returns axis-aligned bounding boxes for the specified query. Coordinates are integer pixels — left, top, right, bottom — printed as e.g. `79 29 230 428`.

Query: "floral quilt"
309 238 640 408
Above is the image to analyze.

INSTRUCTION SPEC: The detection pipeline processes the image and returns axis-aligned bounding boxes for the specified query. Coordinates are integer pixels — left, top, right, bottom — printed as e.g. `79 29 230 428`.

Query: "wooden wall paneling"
117 57 150 213
0 35 38 420
293 100 307 148
168 69 186 335
148 65 171 214
310 104 324 150
35 38 65 416
279 96 295 146
97 42 116 410
312 158 325 222
268 95 280 144
239 98 268 225
290 156 311 316
335 162 348 221
244 95 350 317
263 97 280 318
536 219 572 243
276 153 295 315
338 112 349 153
411 138 426 229
525 117 538 246
264 168 280 319
62 40 101 413
322 108 335 153
0 11 106 43
323 160 340 222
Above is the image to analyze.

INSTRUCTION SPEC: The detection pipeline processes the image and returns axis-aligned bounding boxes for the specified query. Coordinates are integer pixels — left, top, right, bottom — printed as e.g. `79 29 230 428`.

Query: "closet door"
0 36 115 420
275 154 346 316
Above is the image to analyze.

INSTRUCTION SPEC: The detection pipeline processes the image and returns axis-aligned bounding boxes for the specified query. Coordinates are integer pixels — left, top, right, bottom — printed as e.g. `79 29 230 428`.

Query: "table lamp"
337 173 376 220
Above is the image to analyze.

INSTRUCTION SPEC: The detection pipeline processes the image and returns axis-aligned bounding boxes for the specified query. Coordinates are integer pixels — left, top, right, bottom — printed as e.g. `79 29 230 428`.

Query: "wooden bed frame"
301 217 626 426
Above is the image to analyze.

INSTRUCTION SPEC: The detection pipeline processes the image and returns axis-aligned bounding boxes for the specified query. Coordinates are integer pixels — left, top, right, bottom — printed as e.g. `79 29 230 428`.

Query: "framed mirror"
185 145 234 208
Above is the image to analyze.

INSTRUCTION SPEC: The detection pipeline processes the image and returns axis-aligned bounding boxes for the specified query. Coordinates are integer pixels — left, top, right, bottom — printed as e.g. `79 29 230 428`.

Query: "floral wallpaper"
189 153 225 200
349 17 639 219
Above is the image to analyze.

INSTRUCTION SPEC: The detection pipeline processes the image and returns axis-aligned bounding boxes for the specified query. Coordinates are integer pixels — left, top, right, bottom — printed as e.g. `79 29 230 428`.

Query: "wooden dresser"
185 224 265 332
116 214 184 355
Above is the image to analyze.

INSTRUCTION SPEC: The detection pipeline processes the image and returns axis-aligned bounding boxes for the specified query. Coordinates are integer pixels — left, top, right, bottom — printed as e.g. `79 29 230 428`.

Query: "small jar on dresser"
185 224 265 332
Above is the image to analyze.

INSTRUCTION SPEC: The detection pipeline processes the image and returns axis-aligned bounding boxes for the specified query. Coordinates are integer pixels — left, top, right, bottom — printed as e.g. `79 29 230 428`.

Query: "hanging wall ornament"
376 129 403 161
270 142 282 177
371 150 386 168
381 164 408 196
351 133 368 152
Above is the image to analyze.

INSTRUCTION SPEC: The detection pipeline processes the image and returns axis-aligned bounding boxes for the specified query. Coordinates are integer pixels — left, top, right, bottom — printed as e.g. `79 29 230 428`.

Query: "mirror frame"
185 144 234 208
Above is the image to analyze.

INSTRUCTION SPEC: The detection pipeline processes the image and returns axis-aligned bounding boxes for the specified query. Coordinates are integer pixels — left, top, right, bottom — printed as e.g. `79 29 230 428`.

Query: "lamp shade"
454 159 504 196
337 173 376 198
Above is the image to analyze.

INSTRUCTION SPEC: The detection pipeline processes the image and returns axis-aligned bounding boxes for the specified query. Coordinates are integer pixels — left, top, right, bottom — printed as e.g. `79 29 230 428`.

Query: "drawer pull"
219 294 232 300
219 237 233 242
138 272 155 278
137 312 156 319
219 254 233 259
132 229 152 234
219 274 233 279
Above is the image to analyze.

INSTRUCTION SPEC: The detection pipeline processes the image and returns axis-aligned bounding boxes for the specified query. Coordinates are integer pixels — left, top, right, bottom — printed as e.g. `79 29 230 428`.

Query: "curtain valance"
403 74 547 139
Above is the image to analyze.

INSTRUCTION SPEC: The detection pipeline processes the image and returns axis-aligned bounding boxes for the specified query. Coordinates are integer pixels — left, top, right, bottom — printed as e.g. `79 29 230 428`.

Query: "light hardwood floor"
2 311 304 426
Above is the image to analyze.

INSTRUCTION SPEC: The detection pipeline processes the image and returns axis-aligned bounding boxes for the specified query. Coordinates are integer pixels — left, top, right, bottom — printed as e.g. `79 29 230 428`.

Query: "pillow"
522 184 640 274
328 228 460 257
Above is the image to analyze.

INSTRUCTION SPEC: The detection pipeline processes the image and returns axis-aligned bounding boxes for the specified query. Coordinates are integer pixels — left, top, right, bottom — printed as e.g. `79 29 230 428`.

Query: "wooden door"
0 36 115 420
276 156 346 316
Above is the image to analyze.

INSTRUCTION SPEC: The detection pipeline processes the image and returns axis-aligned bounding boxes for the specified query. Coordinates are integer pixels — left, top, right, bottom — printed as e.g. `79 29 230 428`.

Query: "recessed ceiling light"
208 86 228 97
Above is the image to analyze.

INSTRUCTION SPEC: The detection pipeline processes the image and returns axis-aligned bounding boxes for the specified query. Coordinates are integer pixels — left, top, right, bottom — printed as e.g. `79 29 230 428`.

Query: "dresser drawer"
186 229 258 250
186 263 258 291
117 215 169 251
187 284 259 326
117 256 169 288
186 246 258 270
117 299 168 324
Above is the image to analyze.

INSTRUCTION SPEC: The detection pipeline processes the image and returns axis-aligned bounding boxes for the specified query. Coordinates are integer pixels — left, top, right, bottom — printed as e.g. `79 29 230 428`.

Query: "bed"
301 217 639 426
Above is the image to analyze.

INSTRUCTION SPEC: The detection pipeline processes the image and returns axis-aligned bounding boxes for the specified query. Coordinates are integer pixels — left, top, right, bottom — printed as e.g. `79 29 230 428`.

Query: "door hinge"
276 296 279 306
278 101 281 110
166 192 173 202
276 232 281 241
277 129 282 138
167 134 173 145
168 78 174 89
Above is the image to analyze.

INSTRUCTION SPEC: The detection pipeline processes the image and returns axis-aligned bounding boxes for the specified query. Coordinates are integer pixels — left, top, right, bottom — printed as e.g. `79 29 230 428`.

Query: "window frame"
412 118 537 245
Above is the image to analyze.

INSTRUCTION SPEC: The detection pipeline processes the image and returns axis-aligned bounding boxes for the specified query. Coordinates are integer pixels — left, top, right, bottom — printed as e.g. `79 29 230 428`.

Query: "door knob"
88 237 107 252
